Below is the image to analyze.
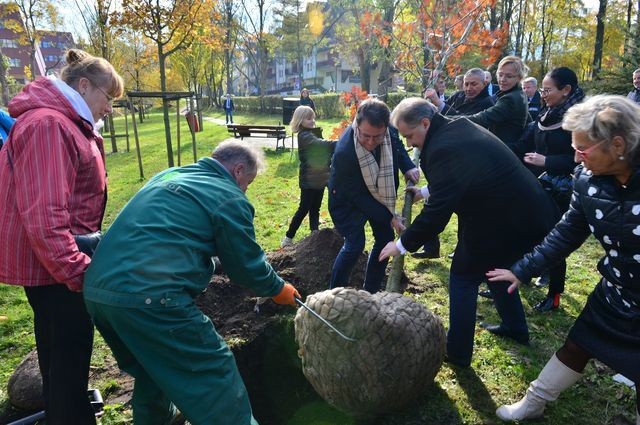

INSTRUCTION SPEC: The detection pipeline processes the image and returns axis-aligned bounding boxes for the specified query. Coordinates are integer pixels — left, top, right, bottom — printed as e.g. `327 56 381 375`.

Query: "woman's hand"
379 241 400 261
486 268 522 294
524 152 546 167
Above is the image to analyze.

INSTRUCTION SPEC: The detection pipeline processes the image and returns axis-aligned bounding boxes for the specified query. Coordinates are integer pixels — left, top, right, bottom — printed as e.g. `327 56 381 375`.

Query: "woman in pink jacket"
0 49 123 424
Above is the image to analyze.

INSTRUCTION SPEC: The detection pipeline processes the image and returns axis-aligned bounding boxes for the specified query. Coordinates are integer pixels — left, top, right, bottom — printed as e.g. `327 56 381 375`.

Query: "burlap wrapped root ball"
294 287 446 417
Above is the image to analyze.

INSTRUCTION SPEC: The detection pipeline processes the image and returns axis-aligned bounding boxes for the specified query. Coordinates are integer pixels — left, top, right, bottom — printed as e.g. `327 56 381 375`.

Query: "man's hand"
391 215 406 234
405 186 424 203
379 241 401 261
404 167 420 184
423 88 441 107
272 283 301 306
486 269 522 294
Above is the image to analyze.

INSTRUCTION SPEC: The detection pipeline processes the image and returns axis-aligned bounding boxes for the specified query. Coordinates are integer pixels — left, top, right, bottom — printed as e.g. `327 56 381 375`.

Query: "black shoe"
479 322 529 345
412 249 440 259
478 289 493 299
533 294 560 312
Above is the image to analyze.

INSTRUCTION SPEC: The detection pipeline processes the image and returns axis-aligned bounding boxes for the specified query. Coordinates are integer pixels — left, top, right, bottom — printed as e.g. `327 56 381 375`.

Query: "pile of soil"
196 228 368 342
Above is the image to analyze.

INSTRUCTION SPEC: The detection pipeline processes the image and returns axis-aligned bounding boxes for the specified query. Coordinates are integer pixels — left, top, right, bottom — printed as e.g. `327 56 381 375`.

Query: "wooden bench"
227 124 289 150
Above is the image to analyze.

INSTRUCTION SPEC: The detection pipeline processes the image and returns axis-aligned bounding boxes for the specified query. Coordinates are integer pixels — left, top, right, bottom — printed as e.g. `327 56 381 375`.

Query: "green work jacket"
84 157 283 304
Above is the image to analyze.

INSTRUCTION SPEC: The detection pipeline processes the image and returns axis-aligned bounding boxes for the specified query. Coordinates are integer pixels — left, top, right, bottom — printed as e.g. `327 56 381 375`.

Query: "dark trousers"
286 188 325 238
24 284 96 425
547 260 567 296
330 215 394 293
447 272 528 366
225 110 233 124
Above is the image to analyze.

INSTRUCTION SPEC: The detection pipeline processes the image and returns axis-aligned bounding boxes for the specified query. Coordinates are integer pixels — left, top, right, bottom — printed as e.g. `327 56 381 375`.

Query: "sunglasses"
574 139 606 160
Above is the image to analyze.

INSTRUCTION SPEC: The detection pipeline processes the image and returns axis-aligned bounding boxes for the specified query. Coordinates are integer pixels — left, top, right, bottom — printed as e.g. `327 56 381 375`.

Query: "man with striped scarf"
328 98 419 293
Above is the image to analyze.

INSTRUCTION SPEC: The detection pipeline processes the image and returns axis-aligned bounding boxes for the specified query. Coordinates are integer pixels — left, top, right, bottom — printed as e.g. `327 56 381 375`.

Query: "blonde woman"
282 106 335 246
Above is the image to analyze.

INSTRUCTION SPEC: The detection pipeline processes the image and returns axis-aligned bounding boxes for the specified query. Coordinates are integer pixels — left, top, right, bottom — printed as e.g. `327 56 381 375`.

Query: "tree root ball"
294 287 446 418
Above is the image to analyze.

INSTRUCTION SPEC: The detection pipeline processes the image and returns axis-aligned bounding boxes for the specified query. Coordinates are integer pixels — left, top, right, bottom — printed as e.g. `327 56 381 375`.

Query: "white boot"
496 354 583 421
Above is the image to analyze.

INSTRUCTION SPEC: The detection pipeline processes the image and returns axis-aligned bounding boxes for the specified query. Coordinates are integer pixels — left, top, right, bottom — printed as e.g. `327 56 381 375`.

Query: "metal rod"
295 297 356 342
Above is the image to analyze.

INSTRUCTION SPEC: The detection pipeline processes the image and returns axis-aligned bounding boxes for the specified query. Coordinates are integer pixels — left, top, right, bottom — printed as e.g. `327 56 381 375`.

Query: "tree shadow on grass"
368 381 463 425
451 365 499 424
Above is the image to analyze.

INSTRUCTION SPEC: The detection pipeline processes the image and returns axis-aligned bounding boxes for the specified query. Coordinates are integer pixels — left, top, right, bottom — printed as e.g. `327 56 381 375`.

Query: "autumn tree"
113 0 210 167
0 3 24 104
14 0 61 80
393 0 505 91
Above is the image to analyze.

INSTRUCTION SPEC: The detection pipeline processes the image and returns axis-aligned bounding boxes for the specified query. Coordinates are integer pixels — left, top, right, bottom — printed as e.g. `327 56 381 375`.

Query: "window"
0 39 18 48
8 58 20 67
45 55 59 62
41 41 52 48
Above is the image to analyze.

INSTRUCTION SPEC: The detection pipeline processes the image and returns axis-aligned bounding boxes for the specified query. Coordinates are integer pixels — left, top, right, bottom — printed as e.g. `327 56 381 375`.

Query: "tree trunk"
592 0 608 80
0 52 10 106
159 46 174 168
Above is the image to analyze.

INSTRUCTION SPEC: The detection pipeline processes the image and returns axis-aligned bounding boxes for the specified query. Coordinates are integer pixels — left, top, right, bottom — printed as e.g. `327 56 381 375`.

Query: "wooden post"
124 101 130 152
176 98 181 166
386 147 421 293
189 96 197 163
129 96 144 180
108 114 117 153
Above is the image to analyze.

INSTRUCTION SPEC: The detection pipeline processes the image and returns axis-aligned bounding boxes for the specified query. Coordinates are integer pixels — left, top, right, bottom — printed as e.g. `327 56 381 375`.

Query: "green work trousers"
85 294 258 425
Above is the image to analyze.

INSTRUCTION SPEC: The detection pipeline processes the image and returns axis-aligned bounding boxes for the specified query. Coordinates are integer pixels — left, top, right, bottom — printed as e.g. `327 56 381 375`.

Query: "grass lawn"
0 108 636 424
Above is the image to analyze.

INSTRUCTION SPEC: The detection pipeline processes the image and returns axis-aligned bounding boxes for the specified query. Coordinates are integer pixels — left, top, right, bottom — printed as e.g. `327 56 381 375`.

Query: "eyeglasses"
574 139 606 160
539 88 555 95
89 80 114 103
357 128 386 143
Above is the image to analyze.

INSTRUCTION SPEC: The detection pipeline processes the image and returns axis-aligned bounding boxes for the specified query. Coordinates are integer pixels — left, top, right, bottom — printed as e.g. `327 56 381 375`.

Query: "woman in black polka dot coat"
487 95 640 423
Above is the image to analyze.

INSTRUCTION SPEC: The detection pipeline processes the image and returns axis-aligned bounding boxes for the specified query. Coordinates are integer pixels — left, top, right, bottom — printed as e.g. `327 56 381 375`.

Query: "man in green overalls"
84 140 300 425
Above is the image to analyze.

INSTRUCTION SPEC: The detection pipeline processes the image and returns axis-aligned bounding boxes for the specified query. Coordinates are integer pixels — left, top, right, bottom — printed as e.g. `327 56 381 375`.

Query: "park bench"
227 124 289 150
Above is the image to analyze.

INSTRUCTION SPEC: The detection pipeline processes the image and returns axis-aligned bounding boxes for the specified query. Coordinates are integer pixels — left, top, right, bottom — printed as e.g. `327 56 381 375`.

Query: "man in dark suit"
328 98 418 293
627 68 640 104
523 77 542 121
380 98 557 366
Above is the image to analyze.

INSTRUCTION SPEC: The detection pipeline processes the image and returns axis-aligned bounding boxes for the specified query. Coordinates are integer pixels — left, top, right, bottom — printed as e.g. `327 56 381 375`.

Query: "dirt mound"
196 228 367 341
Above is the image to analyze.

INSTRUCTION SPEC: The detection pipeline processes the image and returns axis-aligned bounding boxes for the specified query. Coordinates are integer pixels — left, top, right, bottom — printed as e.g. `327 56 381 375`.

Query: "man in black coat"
329 98 418 293
426 68 495 116
523 77 542 121
380 98 557 367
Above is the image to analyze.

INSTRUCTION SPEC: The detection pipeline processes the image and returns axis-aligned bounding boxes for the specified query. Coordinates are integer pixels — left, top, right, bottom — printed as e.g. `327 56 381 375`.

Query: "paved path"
202 116 298 150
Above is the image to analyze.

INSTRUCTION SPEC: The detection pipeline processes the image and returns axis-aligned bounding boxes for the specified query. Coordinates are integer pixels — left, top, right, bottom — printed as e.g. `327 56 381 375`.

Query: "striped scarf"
352 119 396 214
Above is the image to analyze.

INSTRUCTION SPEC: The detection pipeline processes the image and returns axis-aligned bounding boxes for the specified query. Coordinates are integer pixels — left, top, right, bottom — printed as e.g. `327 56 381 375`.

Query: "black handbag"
539 172 573 207
74 231 102 258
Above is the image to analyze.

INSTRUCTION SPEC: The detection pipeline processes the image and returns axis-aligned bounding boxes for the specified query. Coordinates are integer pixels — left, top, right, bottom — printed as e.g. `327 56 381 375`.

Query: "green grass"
0 109 636 424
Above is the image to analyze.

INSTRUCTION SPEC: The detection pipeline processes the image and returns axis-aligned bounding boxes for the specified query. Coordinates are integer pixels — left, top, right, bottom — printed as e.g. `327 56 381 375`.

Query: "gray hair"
633 68 640 75
523 77 537 86
563 95 640 166
466 68 486 81
390 97 436 128
498 55 529 79
212 140 266 175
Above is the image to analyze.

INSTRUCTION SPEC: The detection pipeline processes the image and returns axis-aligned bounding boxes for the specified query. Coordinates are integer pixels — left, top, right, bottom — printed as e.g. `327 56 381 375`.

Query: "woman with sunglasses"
0 49 123 424
487 95 640 423
466 56 530 144
509 67 585 312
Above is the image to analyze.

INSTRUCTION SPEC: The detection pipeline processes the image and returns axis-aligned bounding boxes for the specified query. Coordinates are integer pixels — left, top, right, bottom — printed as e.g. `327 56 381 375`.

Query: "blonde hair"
498 55 529 80
563 95 640 166
290 105 315 133
60 49 124 99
